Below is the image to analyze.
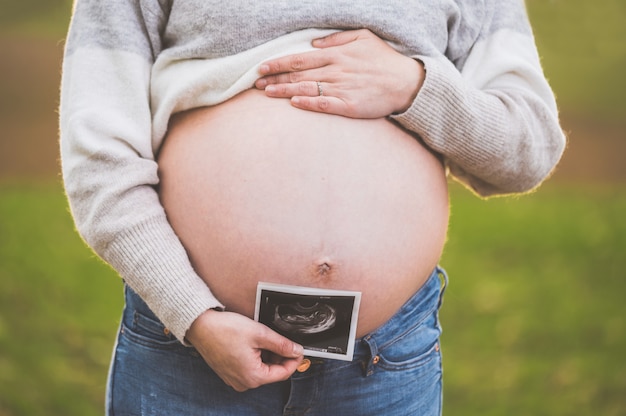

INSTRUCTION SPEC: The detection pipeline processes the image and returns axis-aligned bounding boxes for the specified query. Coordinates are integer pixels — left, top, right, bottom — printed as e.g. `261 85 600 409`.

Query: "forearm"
60 1 223 342
393 55 565 196
392 3 566 197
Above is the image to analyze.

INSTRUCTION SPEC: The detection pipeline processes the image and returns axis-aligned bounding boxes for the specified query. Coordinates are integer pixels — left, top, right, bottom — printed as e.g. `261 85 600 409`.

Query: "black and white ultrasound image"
258 290 356 355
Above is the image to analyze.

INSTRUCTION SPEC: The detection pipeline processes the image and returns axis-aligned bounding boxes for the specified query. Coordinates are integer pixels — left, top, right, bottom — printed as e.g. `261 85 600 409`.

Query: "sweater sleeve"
59 0 224 343
391 0 566 197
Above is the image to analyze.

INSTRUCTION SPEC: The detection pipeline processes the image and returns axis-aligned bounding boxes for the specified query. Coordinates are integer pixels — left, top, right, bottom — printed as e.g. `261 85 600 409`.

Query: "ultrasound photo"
255 283 361 361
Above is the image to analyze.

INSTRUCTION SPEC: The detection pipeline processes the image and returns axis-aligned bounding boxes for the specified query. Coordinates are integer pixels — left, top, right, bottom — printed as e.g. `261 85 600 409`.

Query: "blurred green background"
1 1 624 415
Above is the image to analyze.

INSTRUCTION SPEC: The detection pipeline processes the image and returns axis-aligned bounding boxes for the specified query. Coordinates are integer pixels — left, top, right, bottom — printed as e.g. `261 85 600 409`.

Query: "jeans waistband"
123 266 448 363
354 266 447 361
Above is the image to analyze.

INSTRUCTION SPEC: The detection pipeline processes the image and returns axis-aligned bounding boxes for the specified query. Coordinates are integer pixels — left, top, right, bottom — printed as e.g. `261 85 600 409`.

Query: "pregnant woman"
60 1 565 415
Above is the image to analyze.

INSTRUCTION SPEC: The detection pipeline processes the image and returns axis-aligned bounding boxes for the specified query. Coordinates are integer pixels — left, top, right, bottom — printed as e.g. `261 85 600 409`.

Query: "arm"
60 0 217 343
255 1 566 197
391 1 567 196
60 0 302 390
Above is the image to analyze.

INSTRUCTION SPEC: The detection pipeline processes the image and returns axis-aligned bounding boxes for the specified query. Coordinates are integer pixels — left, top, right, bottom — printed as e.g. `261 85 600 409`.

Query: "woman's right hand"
185 309 304 392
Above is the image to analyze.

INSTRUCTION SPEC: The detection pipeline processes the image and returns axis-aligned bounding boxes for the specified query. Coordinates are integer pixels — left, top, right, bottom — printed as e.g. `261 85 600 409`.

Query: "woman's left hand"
255 29 424 119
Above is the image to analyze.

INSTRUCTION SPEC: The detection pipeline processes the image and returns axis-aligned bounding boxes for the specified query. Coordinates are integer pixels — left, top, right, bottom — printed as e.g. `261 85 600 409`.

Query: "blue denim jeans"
106 267 447 415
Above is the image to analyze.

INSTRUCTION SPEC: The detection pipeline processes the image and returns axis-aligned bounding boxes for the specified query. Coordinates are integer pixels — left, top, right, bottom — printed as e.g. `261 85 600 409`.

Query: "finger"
228 357 301 392
255 71 307 89
244 336 303 387
256 69 324 88
312 29 365 48
224 348 301 391
264 81 321 98
260 356 303 382
256 327 304 359
258 50 327 76
291 95 351 117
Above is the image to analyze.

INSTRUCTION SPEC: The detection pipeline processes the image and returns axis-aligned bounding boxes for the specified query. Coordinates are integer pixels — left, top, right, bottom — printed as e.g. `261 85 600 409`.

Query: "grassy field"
0 181 123 415
526 0 626 120
442 183 626 415
1 0 625 415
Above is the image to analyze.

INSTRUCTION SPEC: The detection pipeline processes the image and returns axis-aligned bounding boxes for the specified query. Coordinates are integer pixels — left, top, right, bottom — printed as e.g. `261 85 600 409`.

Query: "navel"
318 262 332 276
309 258 336 281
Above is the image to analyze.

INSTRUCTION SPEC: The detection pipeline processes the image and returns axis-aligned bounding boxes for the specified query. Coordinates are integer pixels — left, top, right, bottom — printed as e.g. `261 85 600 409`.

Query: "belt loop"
361 335 379 377
436 266 448 309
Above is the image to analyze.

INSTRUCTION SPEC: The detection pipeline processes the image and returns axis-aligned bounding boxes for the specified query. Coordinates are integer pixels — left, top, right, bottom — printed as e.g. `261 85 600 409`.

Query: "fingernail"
293 343 304 356
256 79 267 88
259 64 270 74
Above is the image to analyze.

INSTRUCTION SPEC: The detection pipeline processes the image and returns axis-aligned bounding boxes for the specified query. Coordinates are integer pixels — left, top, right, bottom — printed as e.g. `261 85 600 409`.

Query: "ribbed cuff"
390 55 508 195
104 216 224 344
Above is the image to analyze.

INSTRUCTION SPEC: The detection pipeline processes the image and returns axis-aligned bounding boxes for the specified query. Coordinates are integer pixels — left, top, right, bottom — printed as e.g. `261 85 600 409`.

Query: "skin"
187 309 304 392
184 29 426 392
255 29 425 118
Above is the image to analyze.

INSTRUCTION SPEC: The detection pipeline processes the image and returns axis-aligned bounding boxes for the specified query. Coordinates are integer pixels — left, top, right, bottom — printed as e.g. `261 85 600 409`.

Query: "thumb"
256 327 304 358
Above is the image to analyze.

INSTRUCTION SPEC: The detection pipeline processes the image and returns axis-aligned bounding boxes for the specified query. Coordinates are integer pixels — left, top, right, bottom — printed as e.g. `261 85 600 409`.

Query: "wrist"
185 307 223 345
395 58 425 114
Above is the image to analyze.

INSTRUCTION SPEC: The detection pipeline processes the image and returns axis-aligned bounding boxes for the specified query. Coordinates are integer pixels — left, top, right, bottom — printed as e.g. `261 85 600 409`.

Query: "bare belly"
157 89 449 337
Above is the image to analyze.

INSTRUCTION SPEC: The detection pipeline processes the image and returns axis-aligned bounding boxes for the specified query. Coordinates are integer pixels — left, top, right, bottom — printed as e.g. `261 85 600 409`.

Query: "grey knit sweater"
60 0 566 341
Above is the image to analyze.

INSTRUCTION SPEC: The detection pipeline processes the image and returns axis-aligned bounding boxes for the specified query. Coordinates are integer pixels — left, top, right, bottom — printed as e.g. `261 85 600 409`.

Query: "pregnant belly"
157 89 449 336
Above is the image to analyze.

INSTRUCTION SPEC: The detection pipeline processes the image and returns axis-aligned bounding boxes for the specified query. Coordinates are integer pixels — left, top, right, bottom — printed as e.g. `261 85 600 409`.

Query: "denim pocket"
120 309 185 351
376 310 442 371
